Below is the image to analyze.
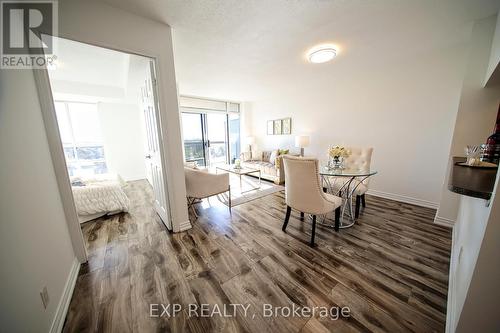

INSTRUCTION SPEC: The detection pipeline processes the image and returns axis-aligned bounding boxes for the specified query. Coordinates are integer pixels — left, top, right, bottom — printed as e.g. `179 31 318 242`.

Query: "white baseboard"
367 189 439 209
50 258 80 333
176 219 192 232
434 215 455 228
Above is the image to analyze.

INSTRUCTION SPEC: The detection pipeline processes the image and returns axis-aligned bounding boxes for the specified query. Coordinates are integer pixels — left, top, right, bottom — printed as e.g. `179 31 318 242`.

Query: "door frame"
34 36 173 263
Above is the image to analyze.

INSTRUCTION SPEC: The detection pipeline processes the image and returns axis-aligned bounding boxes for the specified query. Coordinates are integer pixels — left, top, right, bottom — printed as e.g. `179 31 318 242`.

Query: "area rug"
217 174 284 207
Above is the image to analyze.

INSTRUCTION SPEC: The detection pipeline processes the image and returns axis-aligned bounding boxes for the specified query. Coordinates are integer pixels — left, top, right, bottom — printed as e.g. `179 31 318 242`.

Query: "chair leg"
361 194 366 208
282 206 291 232
355 195 361 219
300 212 304 221
334 207 340 232
228 186 232 215
188 198 198 219
310 215 317 247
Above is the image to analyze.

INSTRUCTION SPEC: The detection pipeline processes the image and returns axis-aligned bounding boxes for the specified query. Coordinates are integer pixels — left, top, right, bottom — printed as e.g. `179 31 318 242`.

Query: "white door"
141 60 171 228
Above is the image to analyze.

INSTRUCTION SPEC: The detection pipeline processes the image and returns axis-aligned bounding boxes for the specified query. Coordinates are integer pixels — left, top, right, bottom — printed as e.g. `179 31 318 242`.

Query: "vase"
328 156 343 169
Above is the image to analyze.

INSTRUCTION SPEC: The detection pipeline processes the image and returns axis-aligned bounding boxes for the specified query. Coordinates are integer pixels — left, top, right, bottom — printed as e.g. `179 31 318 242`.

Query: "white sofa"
240 150 299 184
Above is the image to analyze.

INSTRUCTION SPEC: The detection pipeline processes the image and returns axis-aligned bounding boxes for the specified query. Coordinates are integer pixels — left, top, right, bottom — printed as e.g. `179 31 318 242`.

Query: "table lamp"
246 136 255 153
295 135 310 157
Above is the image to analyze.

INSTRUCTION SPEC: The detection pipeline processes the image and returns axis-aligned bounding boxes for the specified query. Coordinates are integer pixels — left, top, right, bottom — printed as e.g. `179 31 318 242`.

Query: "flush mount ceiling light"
307 45 338 64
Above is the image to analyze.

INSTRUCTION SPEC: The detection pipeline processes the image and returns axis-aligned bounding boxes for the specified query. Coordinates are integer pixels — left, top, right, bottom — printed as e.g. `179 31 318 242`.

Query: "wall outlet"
40 287 49 309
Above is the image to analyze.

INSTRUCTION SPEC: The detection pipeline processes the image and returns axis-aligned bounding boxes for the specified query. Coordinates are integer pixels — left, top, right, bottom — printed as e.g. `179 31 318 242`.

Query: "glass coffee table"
216 164 261 193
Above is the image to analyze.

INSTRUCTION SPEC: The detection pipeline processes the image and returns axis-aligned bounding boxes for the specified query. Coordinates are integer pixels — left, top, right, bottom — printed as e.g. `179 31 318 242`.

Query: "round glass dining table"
319 166 378 228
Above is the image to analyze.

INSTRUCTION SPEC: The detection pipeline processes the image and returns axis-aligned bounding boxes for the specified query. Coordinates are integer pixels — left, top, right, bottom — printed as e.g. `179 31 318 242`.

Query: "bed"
71 174 130 223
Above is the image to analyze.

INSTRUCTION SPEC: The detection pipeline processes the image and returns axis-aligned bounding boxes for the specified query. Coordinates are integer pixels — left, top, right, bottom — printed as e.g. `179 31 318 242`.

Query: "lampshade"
246 136 255 144
295 135 310 148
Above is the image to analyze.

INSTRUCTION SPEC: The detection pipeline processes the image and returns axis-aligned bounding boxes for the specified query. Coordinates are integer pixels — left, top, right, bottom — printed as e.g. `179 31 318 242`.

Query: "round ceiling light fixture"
307 45 337 64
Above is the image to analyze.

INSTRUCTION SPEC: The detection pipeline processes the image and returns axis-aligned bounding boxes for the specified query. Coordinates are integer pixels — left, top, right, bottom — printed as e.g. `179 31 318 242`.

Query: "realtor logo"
1 0 58 68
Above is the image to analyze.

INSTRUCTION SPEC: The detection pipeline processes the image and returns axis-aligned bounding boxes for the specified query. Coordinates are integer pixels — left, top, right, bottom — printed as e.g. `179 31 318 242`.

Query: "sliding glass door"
181 112 206 166
181 112 239 167
205 113 228 166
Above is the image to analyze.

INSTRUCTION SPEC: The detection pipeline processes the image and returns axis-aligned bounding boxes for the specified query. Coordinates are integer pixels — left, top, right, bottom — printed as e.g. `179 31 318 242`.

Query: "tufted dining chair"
281 156 342 247
330 147 373 218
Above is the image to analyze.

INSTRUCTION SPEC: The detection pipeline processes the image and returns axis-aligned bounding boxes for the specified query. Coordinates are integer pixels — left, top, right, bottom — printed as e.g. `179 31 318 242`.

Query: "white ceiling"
98 0 500 101
50 37 130 89
48 37 150 103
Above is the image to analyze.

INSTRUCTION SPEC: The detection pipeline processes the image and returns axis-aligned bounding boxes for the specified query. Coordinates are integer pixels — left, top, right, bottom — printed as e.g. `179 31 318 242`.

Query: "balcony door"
181 112 233 167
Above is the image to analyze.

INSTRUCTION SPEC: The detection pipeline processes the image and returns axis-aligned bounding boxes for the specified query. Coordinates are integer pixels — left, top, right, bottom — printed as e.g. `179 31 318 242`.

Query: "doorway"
45 37 172 231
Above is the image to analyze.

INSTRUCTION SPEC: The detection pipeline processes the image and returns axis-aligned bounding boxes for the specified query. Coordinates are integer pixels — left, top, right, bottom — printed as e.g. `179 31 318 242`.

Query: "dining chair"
330 147 373 218
281 156 342 247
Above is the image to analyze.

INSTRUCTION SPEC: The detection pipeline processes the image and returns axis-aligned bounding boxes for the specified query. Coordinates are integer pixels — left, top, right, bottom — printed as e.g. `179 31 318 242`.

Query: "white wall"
445 193 495 332
98 102 147 181
58 0 189 231
436 15 500 225
445 170 500 332
247 41 467 207
455 177 500 332
485 13 500 85
0 70 77 331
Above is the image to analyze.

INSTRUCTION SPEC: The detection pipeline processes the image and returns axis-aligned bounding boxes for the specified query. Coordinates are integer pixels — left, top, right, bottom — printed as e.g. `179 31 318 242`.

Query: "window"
179 96 241 166
181 112 206 166
229 113 240 163
54 101 108 177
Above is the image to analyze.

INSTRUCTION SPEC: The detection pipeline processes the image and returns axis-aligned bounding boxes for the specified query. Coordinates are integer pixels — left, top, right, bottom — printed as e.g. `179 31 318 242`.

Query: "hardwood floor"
63 180 452 333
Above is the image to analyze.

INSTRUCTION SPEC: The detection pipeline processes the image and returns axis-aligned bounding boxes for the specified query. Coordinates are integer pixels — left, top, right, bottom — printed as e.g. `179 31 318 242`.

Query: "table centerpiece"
328 146 350 169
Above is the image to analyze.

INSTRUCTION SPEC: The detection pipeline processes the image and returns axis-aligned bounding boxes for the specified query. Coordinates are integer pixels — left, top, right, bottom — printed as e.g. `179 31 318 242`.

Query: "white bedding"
71 174 130 223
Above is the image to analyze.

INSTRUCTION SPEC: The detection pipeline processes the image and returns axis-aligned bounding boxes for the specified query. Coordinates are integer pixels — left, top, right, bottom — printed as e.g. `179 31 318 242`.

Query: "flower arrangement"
329 146 350 158
234 158 242 169
328 146 350 169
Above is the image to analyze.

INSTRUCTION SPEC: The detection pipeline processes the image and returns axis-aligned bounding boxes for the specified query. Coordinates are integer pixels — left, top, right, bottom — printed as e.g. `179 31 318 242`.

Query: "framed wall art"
282 118 291 135
274 119 282 135
267 120 274 135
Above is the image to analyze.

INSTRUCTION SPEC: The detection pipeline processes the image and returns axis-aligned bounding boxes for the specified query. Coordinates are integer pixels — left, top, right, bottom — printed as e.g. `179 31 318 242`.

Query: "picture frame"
274 119 282 135
267 120 274 135
282 118 291 135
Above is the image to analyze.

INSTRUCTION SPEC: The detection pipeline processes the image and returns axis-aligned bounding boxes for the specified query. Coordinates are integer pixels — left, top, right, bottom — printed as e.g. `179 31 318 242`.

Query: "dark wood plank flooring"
63 180 451 332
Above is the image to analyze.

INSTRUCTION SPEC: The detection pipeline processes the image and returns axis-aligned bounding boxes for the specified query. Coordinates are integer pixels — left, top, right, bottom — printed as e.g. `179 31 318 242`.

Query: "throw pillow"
241 151 252 161
279 149 289 155
252 151 263 161
269 150 279 165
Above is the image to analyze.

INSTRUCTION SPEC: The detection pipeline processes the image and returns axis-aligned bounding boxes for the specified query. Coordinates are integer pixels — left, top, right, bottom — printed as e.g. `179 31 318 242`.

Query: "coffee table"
216 164 261 193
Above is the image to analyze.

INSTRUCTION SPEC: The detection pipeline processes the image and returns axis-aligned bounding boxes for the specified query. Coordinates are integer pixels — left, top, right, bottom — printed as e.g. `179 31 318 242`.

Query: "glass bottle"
481 106 500 164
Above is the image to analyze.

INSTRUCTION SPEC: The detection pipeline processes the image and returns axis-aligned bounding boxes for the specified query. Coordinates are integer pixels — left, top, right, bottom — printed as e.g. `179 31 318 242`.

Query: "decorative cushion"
261 151 271 162
251 151 263 161
241 151 252 161
269 150 279 165
279 149 289 155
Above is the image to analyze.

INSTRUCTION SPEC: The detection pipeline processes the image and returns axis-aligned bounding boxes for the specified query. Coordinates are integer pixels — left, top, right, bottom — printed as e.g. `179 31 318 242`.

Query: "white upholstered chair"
184 167 231 219
329 147 373 218
282 156 342 247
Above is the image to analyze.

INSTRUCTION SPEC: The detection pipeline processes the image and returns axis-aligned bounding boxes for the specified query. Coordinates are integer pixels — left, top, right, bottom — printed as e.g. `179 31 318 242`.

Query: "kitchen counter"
448 157 498 200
